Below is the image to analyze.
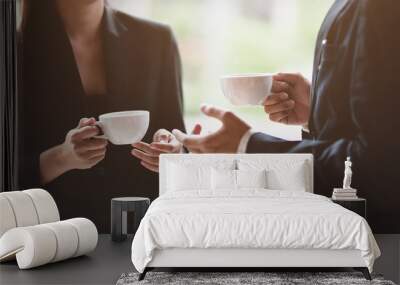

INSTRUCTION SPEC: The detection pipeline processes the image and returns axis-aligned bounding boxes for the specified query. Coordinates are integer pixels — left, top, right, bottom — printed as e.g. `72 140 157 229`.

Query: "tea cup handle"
94 121 108 140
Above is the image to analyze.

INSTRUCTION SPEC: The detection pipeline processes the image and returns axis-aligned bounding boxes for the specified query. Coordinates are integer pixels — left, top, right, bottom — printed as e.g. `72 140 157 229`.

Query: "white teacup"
220 73 274 106
96 111 149 145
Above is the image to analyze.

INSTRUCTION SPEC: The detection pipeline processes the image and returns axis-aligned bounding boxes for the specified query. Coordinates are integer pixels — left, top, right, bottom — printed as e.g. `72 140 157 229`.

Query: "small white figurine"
343 157 353 189
332 157 357 199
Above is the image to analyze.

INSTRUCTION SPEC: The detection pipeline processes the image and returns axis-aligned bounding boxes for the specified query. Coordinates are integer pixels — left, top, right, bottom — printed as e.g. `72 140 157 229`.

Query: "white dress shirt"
237 125 309 153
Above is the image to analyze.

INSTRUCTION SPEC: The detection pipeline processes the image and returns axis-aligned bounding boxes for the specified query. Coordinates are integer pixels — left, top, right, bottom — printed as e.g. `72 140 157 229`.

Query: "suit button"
322 39 327 45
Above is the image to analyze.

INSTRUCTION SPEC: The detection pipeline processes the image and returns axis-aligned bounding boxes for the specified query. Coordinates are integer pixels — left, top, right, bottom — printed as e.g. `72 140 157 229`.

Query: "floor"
0 235 134 285
1 235 399 285
374 235 400 283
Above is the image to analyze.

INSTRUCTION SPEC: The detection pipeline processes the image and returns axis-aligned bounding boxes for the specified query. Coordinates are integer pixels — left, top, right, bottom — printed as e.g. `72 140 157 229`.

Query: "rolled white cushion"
0 218 98 269
42 221 79 262
0 226 57 269
23 189 60 223
0 195 17 237
1 191 39 227
64 218 98 257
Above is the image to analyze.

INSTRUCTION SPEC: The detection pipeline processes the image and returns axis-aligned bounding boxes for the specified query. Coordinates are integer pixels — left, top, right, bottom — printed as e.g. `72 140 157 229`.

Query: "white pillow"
266 163 307 191
167 160 236 192
167 163 211 191
236 169 267 189
238 159 309 192
211 168 236 190
211 169 267 190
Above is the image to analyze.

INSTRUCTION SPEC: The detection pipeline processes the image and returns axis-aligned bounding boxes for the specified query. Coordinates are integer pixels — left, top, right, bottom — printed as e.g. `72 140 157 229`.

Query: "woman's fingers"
264 99 295 114
132 142 161 156
140 161 159 173
172 129 206 148
76 138 108 151
153 129 172 143
131 149 159 165
89 152 106 161
150 142 175 153
77 117 96 128
72 126 100 141
131 142 161 172
82 148 107 160
87 153 106 167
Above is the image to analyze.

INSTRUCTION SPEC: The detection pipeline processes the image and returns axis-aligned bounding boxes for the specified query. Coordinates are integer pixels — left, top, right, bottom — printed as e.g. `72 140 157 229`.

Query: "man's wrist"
237 129 254 153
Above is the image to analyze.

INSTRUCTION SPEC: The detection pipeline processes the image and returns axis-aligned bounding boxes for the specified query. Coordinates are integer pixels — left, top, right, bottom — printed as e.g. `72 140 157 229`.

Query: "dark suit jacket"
247 0 400 233
18 4 185 232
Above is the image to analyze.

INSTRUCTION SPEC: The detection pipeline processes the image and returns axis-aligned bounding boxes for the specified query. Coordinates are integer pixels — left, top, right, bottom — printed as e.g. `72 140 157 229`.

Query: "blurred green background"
109 0 334 140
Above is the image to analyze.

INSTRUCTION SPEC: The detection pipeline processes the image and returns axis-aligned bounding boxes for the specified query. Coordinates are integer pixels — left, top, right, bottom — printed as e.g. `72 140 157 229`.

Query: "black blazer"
18 5 185 232
247 0 400 233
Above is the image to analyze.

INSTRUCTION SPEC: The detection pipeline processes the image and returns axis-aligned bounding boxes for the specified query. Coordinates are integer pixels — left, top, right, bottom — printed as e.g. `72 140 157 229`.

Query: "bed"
131 154 380 280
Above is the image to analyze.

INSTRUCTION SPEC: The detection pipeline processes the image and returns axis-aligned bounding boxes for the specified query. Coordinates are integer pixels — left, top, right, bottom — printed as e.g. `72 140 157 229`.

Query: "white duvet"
131 190 380 273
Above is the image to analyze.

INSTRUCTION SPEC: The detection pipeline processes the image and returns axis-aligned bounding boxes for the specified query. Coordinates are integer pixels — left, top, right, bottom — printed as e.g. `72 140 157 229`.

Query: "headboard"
159 154 314 195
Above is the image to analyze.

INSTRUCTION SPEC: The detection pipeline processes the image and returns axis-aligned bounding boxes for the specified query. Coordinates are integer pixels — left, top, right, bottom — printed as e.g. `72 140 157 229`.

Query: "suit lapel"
309 0 349 134
311 0 349 98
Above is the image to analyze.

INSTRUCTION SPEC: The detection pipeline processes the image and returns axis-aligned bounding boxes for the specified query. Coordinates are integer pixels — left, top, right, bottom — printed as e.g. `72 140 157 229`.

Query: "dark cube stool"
111 197 150 242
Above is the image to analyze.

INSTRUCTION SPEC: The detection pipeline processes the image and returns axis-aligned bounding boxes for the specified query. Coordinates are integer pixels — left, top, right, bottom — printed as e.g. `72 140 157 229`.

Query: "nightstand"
331 198 367 219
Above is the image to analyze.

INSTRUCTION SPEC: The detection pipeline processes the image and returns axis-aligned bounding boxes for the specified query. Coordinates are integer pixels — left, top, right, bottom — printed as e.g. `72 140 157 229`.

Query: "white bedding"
131 190 380 273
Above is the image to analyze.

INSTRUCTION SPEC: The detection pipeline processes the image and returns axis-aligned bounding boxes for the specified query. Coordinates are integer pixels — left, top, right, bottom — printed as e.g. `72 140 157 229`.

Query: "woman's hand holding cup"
62 117 108 170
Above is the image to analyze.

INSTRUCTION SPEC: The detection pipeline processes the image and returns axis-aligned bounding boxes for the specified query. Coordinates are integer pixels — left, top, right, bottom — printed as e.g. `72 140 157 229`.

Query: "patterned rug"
117 272 396 285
